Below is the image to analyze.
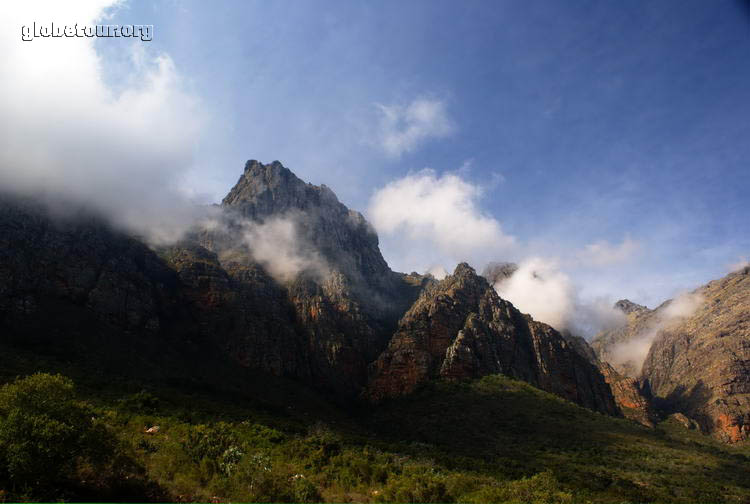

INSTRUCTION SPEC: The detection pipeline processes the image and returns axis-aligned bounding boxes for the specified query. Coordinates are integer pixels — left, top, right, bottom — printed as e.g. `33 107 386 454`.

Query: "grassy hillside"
1 347 749 503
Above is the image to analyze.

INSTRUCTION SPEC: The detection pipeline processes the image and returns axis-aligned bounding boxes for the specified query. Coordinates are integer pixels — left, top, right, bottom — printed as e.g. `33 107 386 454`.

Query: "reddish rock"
367 263 619 416
642 267 750 443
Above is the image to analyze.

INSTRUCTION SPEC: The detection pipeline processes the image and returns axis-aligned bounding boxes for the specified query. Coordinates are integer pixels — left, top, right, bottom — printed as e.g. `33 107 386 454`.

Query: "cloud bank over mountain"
0 1 204 243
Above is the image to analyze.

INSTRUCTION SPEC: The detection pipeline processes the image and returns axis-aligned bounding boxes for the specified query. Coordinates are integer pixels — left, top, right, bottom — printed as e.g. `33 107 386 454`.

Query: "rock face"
0 196 224 382
669 412 701 431
613 299 649 315
561 332 656 427
160 243 311 378
641 267 750 442
597 361 656 427
367 263 619 415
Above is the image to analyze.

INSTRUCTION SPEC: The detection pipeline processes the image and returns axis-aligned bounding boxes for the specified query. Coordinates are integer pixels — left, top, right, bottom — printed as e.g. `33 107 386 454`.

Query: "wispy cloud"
727 256 750 272
606 291 704 374
376 98 454 157
493 257 626 337
239 216 330 283
577 236 640 267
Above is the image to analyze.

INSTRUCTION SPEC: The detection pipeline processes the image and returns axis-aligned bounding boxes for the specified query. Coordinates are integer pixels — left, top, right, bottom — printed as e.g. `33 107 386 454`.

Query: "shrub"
0 373 111 496
292 476 323 503
377 465 451 503
183 422 237 463
218 445 244 476
464 471 573 504
232 455 297 503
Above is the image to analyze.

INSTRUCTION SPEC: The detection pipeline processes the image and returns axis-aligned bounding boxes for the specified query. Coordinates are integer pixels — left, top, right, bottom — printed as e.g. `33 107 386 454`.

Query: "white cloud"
577 236 640 267
0 1 205 244
369 169 515 273
239 216 330 283
426 265 449 280
492 257 626 338
376 98 454 157
494 257 575 331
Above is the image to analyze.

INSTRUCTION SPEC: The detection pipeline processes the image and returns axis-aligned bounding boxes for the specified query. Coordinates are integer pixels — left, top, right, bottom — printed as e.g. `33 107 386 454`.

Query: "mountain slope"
642 266 750 442
3 360 749 503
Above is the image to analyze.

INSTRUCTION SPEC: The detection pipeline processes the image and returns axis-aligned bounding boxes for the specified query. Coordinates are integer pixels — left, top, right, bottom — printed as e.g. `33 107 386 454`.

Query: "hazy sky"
3 0 750 310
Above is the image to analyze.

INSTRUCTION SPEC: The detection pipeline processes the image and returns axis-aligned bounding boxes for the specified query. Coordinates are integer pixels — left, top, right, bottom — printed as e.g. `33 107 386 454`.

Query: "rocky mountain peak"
367 259 619 415
212 160 391 284
452 262 482 281
222 159 341 216
614 299 649 314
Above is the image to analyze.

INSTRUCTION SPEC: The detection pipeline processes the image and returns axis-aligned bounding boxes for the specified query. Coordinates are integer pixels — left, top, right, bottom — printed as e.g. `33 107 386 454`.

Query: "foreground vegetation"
1 350 749 503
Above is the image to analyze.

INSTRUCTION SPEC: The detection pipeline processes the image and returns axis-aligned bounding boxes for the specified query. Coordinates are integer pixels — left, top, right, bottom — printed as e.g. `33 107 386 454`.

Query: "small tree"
0 373 110 496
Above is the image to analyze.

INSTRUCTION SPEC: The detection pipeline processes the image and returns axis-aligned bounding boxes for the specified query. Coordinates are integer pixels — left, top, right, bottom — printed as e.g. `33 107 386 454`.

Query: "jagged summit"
367 261 619 415
614 299 649 314
215 159 391 285
453 262 478 278
193 160 423 395
222 159 344 217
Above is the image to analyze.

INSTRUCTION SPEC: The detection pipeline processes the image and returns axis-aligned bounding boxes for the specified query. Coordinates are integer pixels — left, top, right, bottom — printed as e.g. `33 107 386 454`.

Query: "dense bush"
376 465 451 503
462 472 573 504
0 373 112 498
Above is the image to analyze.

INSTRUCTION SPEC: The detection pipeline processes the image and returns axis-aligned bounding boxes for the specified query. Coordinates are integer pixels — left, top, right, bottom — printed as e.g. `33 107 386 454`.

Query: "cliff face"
177 160 424 395
0 196 230 383
160 243 311 379
641 267 750 442
367 263 619 415
561 333 656 427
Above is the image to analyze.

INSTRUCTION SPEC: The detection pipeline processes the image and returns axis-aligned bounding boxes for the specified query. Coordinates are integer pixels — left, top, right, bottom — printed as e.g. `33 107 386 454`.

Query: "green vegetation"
0 354 749 502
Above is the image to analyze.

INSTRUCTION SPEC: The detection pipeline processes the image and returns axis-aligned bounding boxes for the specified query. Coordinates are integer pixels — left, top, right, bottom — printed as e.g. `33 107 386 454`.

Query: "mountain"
591 268 750 442
480 264 656 425
169 160 426 396
368 263 619 415
0 160 707 426
641 266 750 442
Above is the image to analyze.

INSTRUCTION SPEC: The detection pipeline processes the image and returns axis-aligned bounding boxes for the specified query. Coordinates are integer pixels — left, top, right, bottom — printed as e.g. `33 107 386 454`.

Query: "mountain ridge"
1 159 746 443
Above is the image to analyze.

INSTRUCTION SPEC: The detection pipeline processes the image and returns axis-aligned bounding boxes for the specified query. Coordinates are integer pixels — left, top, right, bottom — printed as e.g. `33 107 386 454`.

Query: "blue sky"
105 0 750 305
4 0 750 312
